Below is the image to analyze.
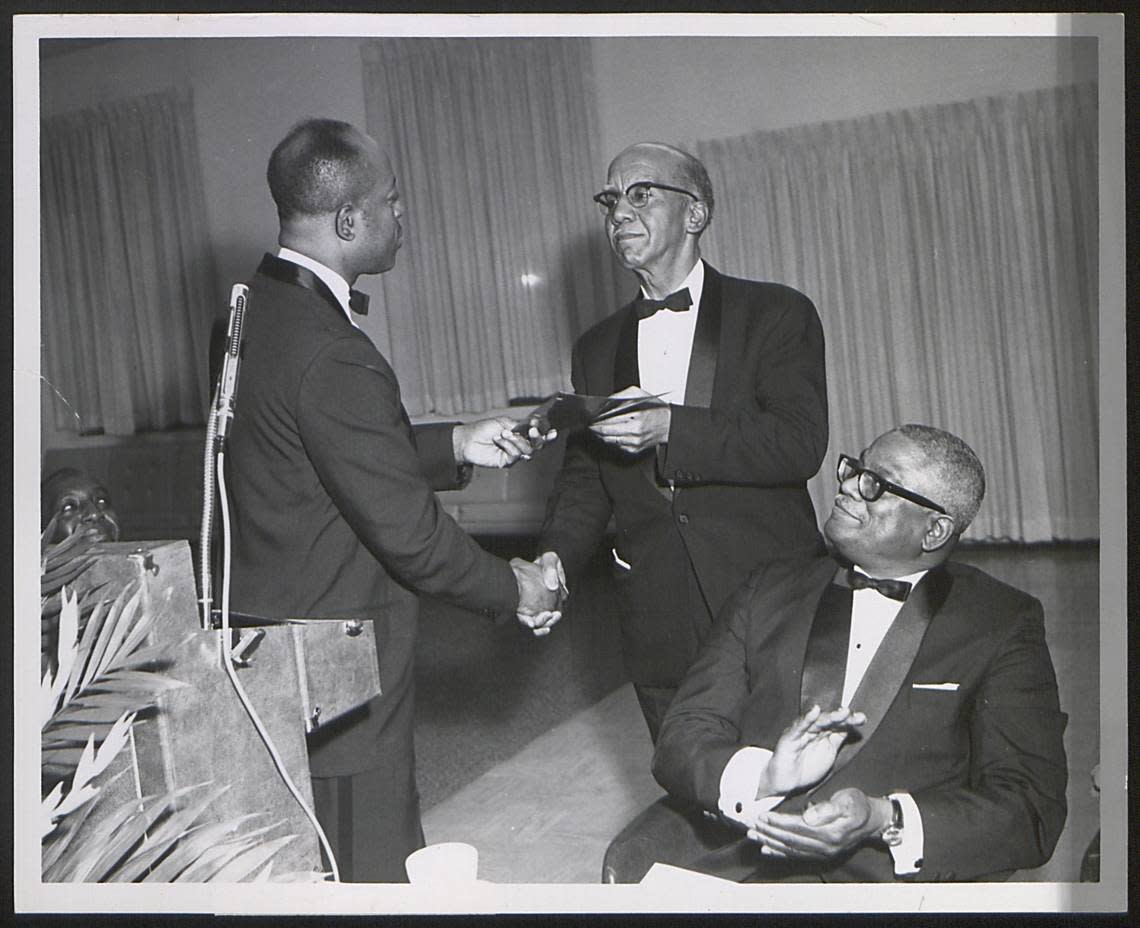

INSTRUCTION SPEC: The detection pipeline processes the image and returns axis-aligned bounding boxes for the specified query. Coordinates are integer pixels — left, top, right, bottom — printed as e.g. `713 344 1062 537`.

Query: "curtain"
696 84 1098 542
361 38 621 415
41 88 216 436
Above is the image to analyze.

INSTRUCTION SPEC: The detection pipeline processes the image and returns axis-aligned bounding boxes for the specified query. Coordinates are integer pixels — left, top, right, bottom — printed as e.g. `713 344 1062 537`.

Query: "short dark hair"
267 118 377 220
41 467 98 526
894 425 986 532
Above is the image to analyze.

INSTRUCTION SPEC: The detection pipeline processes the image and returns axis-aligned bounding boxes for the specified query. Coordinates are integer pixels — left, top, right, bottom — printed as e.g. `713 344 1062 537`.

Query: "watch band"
880 796 904 847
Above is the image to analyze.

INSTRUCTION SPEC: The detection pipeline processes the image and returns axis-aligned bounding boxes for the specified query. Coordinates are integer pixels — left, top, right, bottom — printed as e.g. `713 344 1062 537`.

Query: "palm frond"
139 818 254 883
41 776 107 872
81 585 142 691
41 536 313 883
207 836 298 883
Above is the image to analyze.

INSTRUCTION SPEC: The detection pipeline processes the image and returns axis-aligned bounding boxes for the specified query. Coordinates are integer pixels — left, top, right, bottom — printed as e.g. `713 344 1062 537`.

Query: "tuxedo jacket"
224 254 518 774
538 264 828 686
652 556 1069 882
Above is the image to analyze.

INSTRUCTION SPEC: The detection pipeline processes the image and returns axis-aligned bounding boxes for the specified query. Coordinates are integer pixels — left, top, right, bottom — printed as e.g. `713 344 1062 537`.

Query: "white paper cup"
404 841 479 884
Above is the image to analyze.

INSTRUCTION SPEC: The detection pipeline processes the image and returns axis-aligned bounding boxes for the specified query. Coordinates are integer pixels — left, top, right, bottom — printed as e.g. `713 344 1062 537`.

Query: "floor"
413 542 1101 884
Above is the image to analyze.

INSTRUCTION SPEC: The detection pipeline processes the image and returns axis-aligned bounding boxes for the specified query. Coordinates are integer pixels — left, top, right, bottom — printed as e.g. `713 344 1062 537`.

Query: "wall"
591 36 1097 156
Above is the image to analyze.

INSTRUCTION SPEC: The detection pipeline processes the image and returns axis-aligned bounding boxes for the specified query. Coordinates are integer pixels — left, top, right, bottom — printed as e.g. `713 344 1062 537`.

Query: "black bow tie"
633 287 692 320
349 290 370 316
846 569 912 602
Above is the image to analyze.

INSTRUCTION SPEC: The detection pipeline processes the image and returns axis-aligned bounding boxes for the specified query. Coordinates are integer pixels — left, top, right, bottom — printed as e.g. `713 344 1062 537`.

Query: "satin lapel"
798 572 853 715
612 304 640 391
256 253 351 328
683 266 721 408
822 566 952 782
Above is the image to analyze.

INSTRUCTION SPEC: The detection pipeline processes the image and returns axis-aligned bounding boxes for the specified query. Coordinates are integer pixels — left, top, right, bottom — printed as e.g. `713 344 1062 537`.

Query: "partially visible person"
40 467 121 677
41 467 120 544
637 424 1068 882
536 141 828 741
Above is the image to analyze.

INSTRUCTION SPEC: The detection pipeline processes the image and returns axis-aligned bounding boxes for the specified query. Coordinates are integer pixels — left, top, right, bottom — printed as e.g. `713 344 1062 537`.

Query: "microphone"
214 284 249 449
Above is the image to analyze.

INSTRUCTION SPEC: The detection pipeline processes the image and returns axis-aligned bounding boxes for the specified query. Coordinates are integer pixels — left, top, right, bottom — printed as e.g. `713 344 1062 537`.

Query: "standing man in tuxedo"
644 425 1068 882
536 142 829 741
222 118 560 881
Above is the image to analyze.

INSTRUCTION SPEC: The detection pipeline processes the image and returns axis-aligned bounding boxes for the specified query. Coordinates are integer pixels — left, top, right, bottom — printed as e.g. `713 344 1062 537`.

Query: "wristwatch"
880 796 904 846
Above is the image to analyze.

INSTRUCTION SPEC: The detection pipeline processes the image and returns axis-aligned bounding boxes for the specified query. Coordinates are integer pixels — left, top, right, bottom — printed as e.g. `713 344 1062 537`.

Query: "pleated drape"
41 88 216 436
361 38 621 415
697 84 1098 541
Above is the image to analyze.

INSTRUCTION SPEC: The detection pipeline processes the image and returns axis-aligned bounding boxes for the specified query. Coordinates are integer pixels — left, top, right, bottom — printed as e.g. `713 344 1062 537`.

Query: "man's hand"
453 417 557 469
535 551 569 605
757 704 866 798
510 557 562 637
588 386 670 455
745 787 893 860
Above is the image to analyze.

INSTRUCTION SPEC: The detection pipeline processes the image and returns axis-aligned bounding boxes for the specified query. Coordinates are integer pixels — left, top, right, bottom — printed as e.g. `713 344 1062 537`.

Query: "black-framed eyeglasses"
836 454 949 515
593 181 699 216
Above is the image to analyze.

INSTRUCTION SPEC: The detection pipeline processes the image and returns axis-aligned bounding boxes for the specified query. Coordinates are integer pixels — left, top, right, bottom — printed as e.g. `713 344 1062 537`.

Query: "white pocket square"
912 682 959 691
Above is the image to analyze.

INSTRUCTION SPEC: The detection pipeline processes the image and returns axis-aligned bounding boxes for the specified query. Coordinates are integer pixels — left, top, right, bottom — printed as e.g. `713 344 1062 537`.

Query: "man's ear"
921 514 957 553
685 200 710 234
335 204 356 242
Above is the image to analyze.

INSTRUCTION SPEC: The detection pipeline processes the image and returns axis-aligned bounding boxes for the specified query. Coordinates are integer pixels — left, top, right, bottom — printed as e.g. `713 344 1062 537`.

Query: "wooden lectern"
72 539 381 878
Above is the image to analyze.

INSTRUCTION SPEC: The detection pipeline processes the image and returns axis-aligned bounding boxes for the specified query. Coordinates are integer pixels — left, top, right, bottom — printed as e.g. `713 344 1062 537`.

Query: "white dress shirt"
277 246 358 328
718 566 929 875
636 259 705 403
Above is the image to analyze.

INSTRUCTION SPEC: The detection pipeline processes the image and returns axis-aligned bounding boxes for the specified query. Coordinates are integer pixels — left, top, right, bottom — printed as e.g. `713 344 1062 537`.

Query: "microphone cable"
214 451 340 883
201 282 340 881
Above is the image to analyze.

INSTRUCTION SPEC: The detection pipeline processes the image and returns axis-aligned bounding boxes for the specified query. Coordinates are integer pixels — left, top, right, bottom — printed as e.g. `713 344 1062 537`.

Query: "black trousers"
308 607 424 882
633 683 678 745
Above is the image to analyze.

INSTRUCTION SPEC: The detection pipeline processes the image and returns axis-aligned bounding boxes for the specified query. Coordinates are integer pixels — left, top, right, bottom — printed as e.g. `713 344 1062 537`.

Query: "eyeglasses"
593 181 699 216
836 454 949 515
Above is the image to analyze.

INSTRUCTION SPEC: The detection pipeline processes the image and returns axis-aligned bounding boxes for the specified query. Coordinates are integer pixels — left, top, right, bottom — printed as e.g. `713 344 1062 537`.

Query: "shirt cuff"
887 791 924 875
717 747 785 826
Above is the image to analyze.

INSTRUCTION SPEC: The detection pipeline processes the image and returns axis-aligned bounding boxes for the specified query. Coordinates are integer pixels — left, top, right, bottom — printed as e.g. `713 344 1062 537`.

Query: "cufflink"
880 797 904 847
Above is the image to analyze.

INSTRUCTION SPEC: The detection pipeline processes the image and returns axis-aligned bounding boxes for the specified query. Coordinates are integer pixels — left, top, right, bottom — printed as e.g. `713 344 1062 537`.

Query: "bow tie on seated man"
633 424 1069 884
845 569 912 602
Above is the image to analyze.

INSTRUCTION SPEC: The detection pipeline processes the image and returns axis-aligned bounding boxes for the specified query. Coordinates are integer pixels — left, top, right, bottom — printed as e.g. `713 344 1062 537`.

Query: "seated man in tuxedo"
632 424 1067 882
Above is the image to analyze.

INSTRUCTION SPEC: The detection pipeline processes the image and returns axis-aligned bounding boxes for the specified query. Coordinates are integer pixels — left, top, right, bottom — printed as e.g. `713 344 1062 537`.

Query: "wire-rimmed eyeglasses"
593 181 699 216
836 454 949 515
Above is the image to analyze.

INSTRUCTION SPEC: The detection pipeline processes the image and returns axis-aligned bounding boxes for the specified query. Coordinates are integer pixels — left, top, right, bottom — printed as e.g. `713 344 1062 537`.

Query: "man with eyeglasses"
626 424 1067 883
536 142 828 742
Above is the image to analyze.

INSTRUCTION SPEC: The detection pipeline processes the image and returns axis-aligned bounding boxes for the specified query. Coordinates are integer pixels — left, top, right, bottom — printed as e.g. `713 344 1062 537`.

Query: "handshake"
509 552 568 638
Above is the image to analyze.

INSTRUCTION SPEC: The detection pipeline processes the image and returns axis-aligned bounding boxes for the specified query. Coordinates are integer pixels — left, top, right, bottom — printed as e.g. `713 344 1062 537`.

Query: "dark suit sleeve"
911 600 1069 880
651 577 762 808
535 341 614 579
411 421 473 491
296 336 518 615
662 289 828 485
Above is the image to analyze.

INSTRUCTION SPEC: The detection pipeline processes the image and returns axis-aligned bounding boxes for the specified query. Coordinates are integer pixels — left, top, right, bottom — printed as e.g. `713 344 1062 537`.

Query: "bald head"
267 118 380 221
890 425 986 533
609 142 715 223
